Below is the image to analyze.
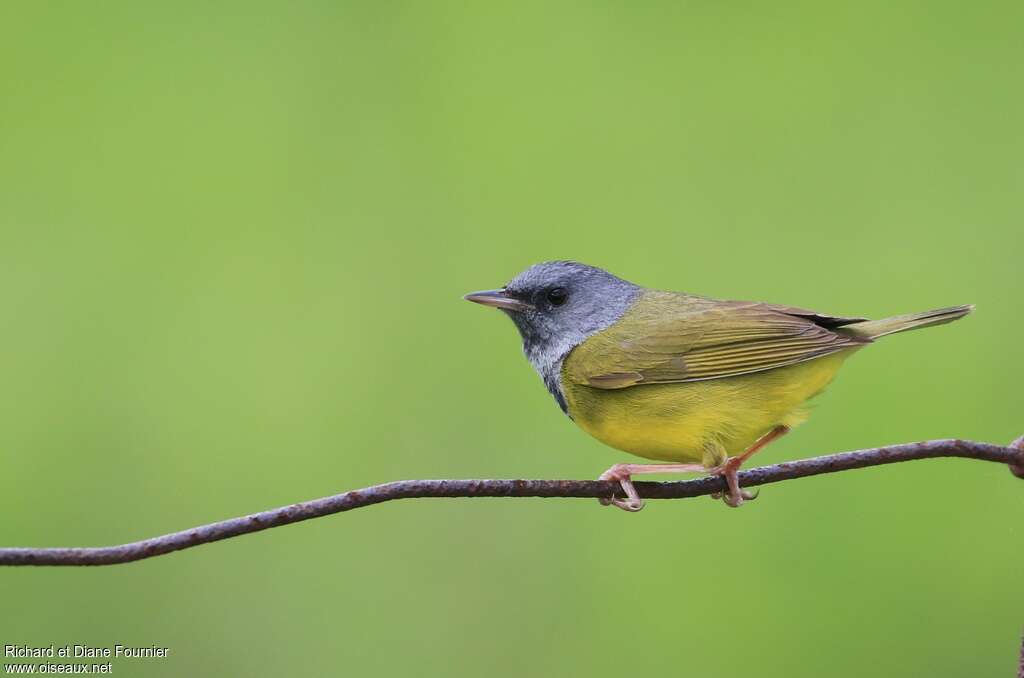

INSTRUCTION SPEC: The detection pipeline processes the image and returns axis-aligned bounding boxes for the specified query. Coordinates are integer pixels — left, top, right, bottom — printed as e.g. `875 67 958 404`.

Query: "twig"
1 437 1021 567
1019 630 1023 678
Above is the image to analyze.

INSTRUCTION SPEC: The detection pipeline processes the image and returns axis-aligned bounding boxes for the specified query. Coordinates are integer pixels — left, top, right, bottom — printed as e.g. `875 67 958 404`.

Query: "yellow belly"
561 351 854 465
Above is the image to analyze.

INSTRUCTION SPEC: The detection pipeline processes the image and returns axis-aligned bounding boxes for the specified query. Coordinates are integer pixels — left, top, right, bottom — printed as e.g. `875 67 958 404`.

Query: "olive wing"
565 295 869 389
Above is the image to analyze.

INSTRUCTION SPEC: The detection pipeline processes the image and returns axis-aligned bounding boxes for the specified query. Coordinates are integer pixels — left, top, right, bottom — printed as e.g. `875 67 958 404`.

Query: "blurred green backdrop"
1 2 1021 676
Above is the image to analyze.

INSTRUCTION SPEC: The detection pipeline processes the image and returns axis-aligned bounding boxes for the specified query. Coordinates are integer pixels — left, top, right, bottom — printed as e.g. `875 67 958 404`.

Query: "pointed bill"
463 289 534 312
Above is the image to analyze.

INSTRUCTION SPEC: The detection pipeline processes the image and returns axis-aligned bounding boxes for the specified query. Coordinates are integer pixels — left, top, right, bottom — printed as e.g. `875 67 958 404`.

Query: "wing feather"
568 292 869 389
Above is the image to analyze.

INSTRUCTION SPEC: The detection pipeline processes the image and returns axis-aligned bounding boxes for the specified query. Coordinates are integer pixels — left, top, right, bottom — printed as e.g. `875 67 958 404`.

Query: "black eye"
546 287 568 306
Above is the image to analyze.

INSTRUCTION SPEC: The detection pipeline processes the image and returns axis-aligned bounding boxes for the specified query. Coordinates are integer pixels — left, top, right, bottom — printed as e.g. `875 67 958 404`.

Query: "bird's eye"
546 287 569 307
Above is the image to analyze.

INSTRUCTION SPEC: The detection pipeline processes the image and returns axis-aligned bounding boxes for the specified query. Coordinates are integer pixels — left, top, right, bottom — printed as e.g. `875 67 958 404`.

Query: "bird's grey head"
464 261 641 412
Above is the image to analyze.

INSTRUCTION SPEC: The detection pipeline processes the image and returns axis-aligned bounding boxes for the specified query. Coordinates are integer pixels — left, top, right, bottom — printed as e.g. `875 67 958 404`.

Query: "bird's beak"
463 288 534 312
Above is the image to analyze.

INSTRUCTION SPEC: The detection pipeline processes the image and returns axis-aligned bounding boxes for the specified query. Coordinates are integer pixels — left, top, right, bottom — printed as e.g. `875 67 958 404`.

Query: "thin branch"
1019 629 1024 678
2 436 1021 567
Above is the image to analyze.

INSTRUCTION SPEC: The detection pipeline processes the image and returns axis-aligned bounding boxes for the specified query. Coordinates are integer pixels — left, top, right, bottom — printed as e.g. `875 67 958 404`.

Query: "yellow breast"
560 350 854 465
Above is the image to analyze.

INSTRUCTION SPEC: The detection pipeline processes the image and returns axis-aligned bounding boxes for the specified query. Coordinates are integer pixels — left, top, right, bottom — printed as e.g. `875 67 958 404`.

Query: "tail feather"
841 304 974 340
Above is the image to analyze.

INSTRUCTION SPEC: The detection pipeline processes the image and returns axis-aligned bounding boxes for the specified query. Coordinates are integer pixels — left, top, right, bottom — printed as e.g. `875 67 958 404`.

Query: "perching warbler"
465 261 972 511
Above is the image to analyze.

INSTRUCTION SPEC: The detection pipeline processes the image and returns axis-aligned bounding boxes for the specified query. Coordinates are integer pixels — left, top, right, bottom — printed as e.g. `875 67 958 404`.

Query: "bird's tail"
842 305 974 340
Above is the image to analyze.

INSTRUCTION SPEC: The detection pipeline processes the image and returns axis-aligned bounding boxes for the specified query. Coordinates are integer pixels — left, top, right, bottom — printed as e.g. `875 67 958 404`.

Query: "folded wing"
565 293 871 389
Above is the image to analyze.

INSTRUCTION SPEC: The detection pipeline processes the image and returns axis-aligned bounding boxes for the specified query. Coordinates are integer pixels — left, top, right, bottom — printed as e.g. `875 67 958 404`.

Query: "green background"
2 2 1021 676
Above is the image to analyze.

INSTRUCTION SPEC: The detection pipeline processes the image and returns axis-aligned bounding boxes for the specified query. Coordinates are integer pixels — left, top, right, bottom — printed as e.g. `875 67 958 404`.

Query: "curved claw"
717 487 760 507
599 492 645 511
610 495 645 512
720 486 758 507
598 493 643 510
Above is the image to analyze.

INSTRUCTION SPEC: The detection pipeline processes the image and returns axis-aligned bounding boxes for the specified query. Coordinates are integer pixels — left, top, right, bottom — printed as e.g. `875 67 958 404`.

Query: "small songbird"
465 261 972 511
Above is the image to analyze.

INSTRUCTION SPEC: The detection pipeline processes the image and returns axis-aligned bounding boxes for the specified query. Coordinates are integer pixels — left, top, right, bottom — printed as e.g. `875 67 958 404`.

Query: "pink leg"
710 425 790 507
598 463 706 512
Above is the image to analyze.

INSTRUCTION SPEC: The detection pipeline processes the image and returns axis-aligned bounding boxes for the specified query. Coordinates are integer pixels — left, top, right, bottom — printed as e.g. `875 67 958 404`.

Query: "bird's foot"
709 457 758 508
707 425 788 507
597 462 707 512
598 464 645 512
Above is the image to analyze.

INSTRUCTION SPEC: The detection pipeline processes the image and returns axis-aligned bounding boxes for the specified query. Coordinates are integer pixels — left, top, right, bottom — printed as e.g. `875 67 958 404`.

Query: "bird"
465 261 972 511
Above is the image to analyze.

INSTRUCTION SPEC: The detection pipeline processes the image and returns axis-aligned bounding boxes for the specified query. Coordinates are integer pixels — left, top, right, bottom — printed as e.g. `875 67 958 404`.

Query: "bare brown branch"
1 437 1020 567
1018 630 1023 678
